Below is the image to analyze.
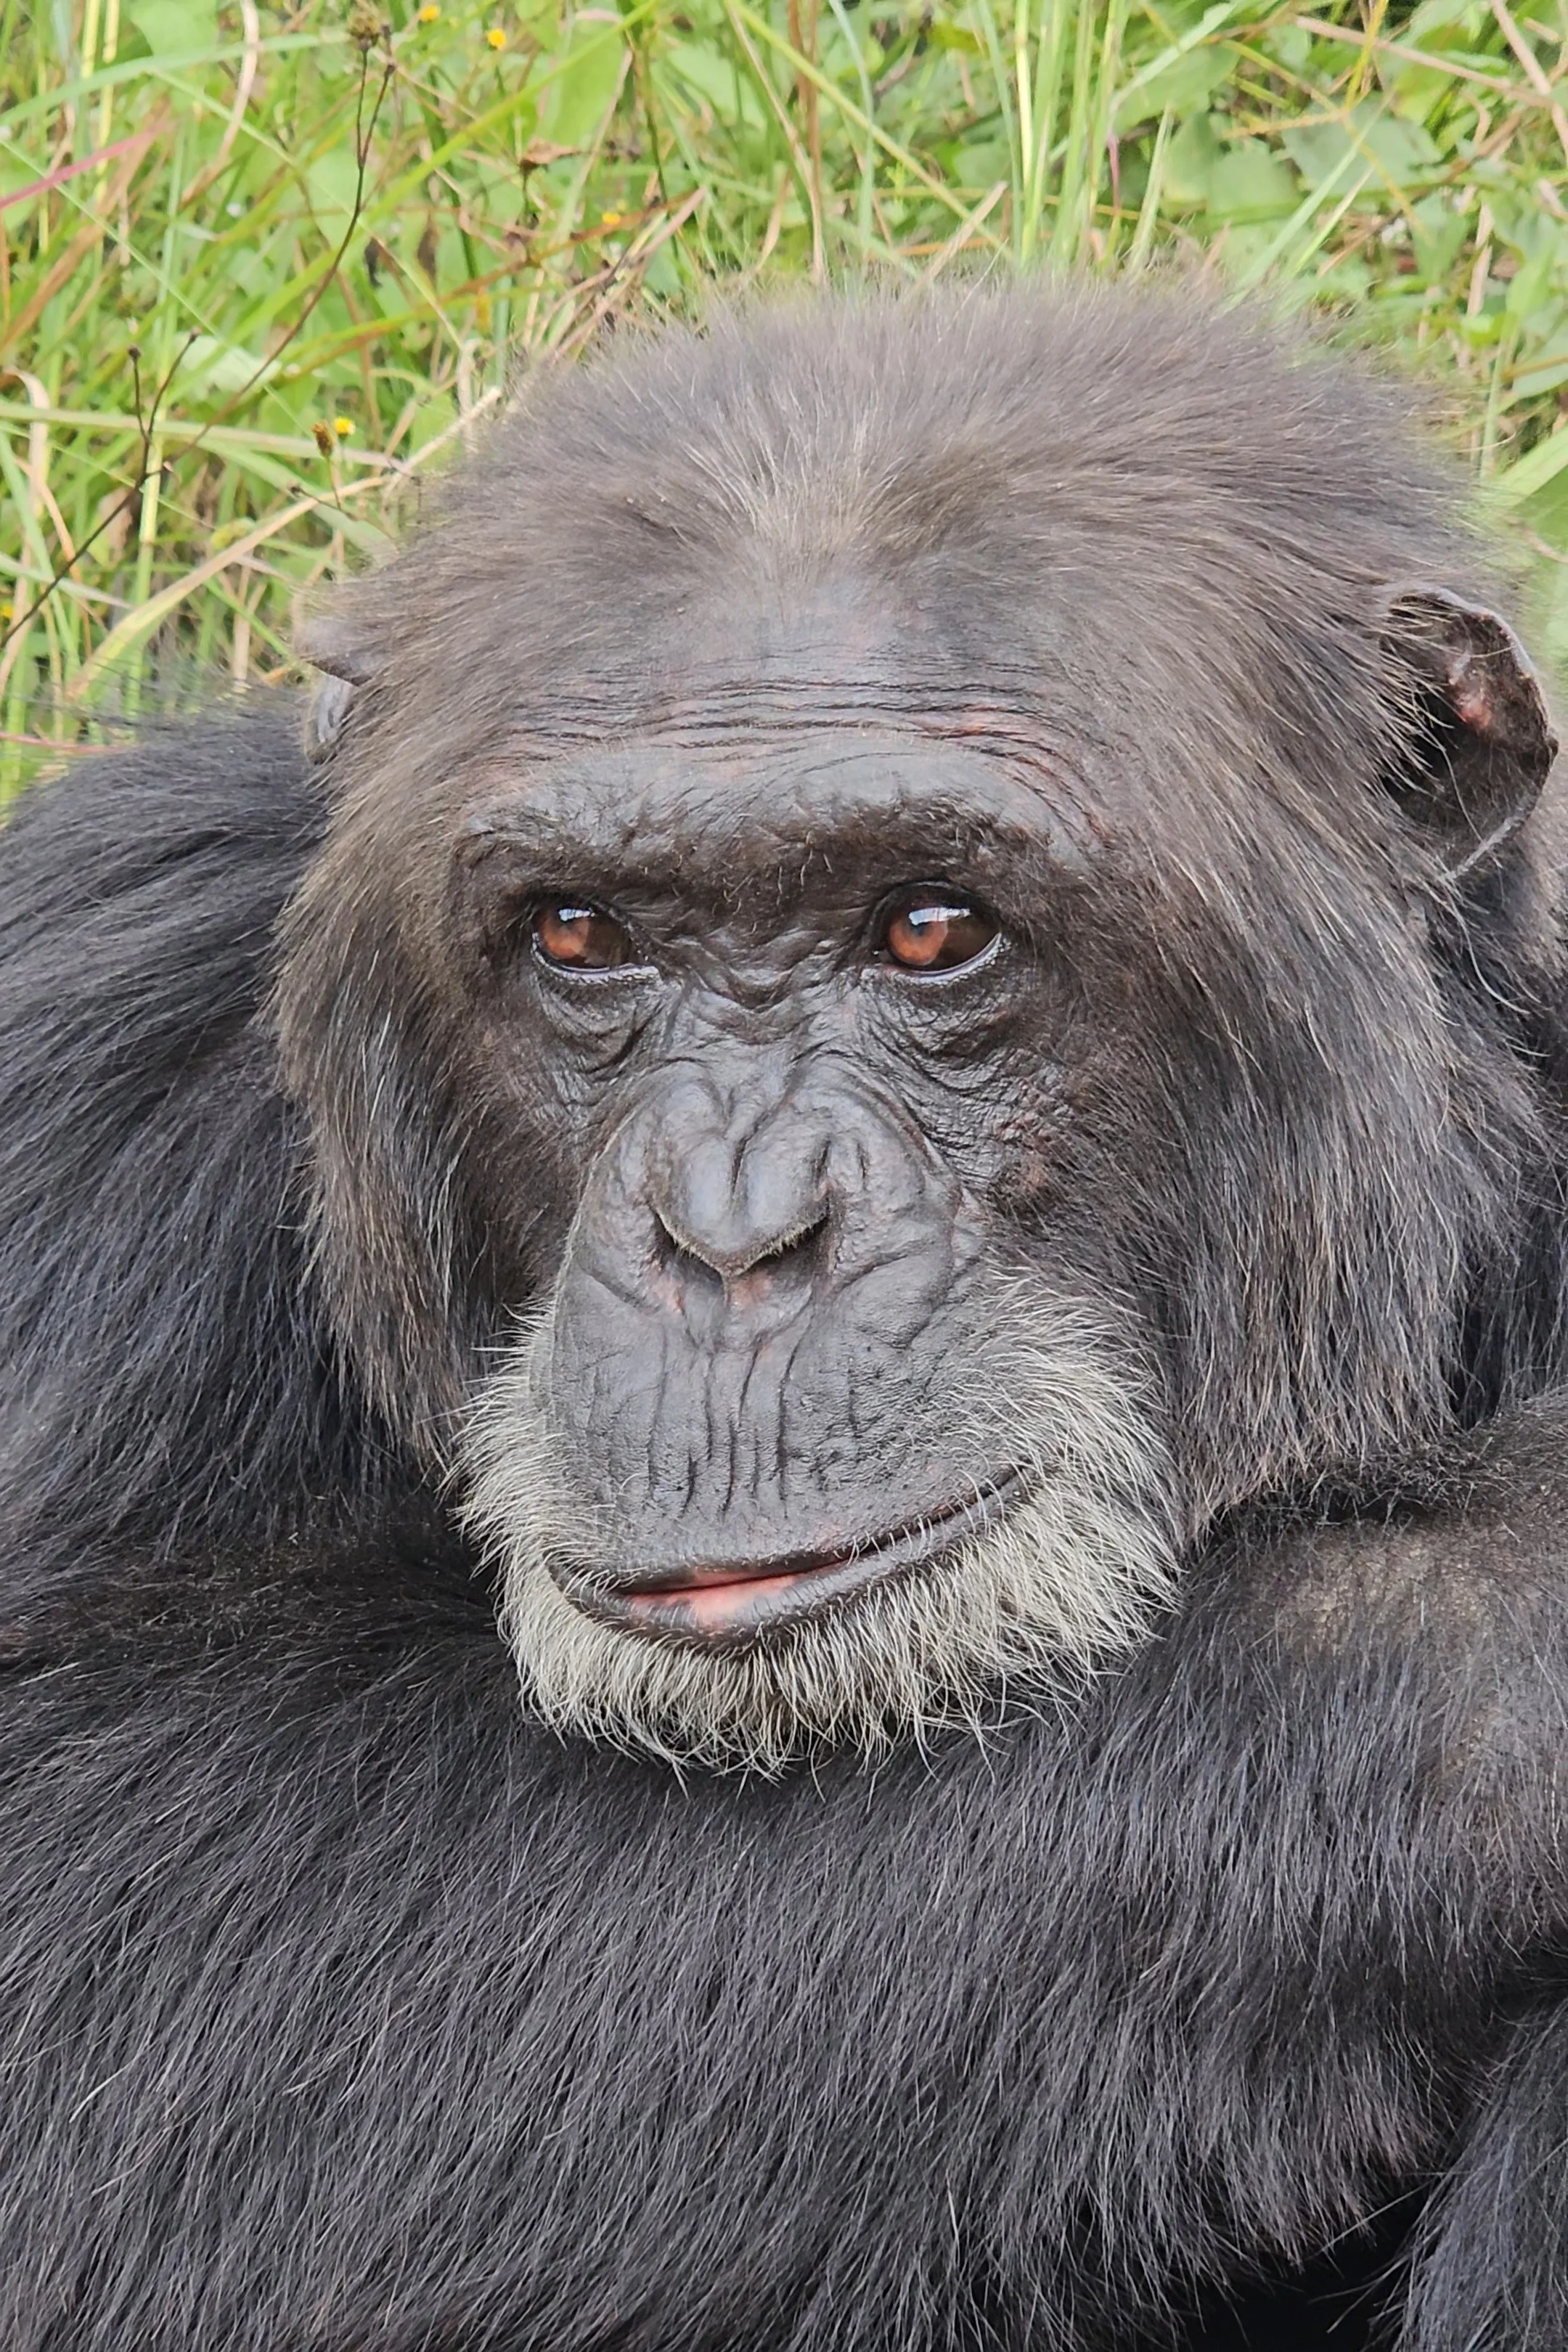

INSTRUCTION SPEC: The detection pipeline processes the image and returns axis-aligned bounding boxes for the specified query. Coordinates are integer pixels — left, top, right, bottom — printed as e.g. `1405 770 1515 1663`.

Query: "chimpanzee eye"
532 902 635 971
878 889 998 974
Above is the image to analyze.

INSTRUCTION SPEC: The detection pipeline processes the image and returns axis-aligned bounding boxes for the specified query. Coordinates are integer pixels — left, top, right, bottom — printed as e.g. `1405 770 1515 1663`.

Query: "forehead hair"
317 282 1495 905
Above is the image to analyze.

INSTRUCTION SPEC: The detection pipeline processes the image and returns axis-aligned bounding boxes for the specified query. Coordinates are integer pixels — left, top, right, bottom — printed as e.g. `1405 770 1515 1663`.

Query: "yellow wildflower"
486 25 506 46
333 417 354 438
417 3 440 17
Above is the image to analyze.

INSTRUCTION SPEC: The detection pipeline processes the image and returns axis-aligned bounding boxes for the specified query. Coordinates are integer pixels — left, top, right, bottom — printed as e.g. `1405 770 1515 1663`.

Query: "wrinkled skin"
454 715 1098 1638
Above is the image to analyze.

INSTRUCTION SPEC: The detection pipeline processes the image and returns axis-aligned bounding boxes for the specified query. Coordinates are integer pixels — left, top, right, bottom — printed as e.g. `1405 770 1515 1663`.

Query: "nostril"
650 1204 830 1287
652 1209 720 1289
744 1207 830 1279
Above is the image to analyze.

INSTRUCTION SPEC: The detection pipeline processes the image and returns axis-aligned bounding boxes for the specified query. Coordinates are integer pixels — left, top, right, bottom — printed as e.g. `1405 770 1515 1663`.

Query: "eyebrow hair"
456 811 1100 955
462 732 1095 873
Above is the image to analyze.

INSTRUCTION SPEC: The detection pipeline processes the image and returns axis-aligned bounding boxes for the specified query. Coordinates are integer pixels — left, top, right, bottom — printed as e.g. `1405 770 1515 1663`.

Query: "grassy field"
6 0 1568 791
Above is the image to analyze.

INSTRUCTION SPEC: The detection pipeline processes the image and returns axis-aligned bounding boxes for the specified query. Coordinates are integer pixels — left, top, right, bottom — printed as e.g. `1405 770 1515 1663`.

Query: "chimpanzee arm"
1397 1999 1568 2351
1222 1401 1568 2351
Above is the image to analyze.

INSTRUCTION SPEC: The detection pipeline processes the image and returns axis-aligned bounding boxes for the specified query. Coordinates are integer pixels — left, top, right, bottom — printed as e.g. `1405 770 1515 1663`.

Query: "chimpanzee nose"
655 1196 831 1286
647 1080 833 1289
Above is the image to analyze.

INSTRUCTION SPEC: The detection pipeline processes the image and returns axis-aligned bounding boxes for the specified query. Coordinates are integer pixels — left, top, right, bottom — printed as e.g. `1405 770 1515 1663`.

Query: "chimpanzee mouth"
560 1469 1032 1649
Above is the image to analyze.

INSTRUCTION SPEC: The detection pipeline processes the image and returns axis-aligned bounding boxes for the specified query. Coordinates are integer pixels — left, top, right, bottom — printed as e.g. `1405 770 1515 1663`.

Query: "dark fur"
5 285 1568 2349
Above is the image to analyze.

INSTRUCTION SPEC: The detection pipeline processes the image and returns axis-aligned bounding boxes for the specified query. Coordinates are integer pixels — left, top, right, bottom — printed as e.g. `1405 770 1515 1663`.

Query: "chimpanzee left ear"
296 614 385 764
1379 587 1557 878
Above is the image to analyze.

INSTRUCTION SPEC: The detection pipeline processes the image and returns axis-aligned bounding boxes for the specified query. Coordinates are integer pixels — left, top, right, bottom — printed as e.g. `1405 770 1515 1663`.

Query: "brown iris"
532 902 634 970
881 889 997 973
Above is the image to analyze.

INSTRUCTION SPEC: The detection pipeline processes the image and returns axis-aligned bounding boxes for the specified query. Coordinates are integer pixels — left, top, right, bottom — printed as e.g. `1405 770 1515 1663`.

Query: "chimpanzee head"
279 287 1557 1771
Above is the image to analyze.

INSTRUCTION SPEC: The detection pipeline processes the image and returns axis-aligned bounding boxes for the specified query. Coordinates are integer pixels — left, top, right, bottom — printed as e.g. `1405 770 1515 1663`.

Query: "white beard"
458 1292 1180 1778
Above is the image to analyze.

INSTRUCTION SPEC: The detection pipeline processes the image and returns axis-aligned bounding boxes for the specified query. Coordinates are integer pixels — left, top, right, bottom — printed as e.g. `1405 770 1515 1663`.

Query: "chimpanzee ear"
1379 587 1557 877
296 615 385 764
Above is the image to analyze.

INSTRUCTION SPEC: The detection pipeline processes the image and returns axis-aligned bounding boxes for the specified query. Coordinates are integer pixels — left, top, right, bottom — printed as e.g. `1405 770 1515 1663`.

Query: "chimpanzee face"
451 721 1177 1773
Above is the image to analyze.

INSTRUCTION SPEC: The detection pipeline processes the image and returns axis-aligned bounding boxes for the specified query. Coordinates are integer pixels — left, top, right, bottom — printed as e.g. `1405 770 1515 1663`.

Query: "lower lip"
569 1472 1026 1648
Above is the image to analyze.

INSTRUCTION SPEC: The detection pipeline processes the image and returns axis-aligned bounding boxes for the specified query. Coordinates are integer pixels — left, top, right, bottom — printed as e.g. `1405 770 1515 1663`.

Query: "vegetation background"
6 0 1568 791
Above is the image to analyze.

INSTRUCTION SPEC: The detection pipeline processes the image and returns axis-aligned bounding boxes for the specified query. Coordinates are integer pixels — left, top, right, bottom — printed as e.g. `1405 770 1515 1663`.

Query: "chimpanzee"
2 283 1567 2352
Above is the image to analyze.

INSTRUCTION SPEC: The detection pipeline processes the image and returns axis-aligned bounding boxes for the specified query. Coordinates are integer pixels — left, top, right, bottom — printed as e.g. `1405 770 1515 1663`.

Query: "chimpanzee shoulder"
0 700 387 1602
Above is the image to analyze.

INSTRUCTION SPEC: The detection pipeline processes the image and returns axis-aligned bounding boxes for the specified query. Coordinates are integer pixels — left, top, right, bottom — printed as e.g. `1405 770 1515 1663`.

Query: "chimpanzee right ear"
297 615 385 764
1379 587 1557 878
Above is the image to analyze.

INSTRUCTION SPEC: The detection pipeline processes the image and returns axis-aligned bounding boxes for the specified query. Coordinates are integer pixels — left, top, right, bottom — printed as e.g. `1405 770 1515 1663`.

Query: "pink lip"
565 1472 1026 1649
626 1567 819 1636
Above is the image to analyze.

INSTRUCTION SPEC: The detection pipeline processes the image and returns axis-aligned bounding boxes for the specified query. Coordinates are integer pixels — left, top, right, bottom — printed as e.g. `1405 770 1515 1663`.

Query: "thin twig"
0 36 396 664
0 131 150 216
1295 16 1522 95
921 181 1008 280
1487 0 1568 173
717 0 825 279
179 0 264 210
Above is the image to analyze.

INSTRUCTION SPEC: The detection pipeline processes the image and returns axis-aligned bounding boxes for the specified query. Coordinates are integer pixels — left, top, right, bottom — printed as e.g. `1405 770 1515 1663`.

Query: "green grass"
7 0 1568 791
